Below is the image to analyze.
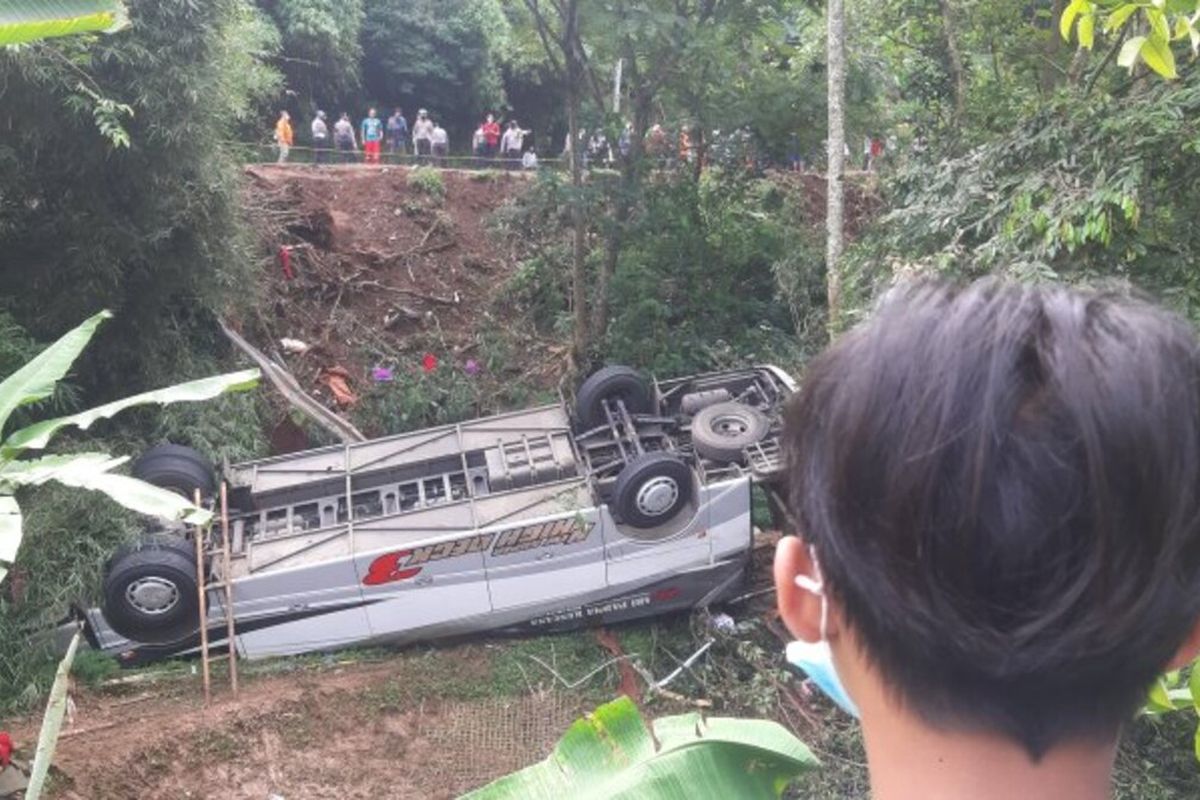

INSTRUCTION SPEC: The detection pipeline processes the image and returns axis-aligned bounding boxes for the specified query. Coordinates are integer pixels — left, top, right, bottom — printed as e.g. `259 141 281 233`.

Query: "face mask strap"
793 546 830 641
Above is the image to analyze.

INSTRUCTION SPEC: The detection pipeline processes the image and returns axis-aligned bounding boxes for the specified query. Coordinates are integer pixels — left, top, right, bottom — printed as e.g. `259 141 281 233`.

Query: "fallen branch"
353 280 457 305
219 320 366 443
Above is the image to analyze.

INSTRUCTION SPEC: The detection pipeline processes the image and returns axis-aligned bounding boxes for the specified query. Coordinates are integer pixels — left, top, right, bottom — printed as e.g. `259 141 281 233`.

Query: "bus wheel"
132 444 215 498
102 535 201 644
613 452 693 528
575 365 654 428
690 402 769 462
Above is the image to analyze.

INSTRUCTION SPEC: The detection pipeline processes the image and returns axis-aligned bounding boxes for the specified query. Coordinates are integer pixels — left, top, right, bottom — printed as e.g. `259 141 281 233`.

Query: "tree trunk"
937 0 967 122
826 0 846 340
566 58 589 366
592 89 650 343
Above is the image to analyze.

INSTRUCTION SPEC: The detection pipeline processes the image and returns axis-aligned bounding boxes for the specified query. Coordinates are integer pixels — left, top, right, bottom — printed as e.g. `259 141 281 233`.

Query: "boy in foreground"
775 280 1200 799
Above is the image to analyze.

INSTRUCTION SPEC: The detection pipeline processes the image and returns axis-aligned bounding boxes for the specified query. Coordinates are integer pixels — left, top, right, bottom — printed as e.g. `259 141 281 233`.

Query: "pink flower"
464 359 481 376
421 353 438 373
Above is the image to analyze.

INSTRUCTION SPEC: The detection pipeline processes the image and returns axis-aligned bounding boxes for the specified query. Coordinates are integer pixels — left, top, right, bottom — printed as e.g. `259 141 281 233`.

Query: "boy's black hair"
783 279 1200 758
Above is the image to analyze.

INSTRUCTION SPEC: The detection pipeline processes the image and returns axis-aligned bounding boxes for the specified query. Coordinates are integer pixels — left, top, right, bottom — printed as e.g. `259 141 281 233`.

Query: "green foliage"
0 0 128 46
0 310 259 585
406 165 447 200
69 648 120 687
361 0 511 137
354 366 483 437
260 0 363 109
499 169 810 374
843 69 1200 322
463 695 818 799
1061 0 1200 80
0 0 281 398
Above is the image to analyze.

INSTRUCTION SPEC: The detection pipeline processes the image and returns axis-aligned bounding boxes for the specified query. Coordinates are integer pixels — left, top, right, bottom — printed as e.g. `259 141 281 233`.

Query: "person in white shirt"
412 109 435 161
310 110 329 164
521 149 538 170
500 120 528 168
430 123 449 166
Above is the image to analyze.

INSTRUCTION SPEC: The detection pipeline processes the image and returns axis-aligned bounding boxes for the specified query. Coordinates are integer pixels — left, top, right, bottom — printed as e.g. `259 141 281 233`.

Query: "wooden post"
194 489 211 705
220 482 239 695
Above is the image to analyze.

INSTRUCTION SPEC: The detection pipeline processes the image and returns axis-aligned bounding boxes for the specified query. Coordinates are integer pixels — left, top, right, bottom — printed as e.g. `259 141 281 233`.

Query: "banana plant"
0 1 128 47
462 696 818 799
23 628 81 800
0 310 260 584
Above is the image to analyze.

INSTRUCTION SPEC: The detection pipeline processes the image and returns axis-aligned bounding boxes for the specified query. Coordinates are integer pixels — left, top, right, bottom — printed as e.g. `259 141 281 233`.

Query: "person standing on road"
311 110 330 164
482 113 501 160
500 120 527 168
333 112 357 163
274 110 293 163
386 108 408 157
412 109 434 161
431 121 449 166
360 107 384 165
471 124 486 160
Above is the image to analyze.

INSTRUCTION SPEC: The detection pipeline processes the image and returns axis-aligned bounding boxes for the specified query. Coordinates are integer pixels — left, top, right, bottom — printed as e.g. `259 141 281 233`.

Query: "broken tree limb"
219 320 366 443
352 280 457 305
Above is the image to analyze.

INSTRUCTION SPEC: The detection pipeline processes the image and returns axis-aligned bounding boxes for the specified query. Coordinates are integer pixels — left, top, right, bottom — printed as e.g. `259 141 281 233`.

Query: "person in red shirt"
482 113 501 160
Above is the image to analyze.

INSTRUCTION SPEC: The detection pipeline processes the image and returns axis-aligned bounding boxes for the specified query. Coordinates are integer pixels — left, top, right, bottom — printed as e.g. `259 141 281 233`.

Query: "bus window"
352 490 383 519
423 477 447 506
383 492 398 515
293 502 322 531
241 513 261 539
264 508 289 537
449 473 468 501
398 482 420 511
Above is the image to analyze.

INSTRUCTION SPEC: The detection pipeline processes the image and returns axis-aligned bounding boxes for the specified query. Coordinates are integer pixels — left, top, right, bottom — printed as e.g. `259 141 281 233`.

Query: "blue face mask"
785 550 860 718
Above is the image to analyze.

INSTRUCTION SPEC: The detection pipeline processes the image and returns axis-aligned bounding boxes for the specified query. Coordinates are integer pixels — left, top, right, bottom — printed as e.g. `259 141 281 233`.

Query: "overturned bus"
84 364 795 663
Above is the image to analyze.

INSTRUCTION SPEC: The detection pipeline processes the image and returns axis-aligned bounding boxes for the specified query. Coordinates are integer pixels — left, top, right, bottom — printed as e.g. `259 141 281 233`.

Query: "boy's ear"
1166 616 1200 671
774 535 823 644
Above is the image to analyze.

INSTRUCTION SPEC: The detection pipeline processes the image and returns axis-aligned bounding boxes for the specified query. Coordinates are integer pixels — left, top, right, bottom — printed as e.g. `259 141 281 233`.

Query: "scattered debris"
318 365 358 408
220 321 366 443
280 337 310 354
278 245 294 280
654 639 715 690
594 629 643 704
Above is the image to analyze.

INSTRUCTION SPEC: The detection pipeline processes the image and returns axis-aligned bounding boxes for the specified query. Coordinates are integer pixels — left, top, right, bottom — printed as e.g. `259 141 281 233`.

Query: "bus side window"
423 477 447 506
293 502 322 531
352 490 383 519
383 492 398 515
321 504 336 527
264 508 289 537
398 482 420 511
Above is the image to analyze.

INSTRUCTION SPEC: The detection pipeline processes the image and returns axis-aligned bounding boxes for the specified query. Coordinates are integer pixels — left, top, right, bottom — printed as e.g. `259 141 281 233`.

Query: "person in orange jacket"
274 110 293 163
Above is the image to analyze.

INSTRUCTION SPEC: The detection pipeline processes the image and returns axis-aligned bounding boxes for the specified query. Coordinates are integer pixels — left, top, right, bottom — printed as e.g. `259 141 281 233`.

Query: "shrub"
406 166 446 202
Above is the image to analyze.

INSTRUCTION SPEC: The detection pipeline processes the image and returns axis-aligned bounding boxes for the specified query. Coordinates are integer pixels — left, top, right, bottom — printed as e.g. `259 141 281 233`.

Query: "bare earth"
11 644 592 799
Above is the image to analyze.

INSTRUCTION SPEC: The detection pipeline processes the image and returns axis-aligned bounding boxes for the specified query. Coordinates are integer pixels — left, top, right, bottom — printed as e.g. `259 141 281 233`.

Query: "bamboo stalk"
194 489 211 705
220 482 239 695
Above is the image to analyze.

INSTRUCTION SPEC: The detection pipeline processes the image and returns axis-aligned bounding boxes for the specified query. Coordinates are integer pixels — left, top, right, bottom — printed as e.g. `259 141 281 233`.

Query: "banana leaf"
0 310 110 435
4 367 261 453
24 628 81 800
461 696 818 800
0 1 128 47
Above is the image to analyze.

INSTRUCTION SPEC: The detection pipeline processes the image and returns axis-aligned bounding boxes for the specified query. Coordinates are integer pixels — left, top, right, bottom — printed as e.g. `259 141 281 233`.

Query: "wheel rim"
709 412 751 438
125 577 180 615
636 476 680 518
